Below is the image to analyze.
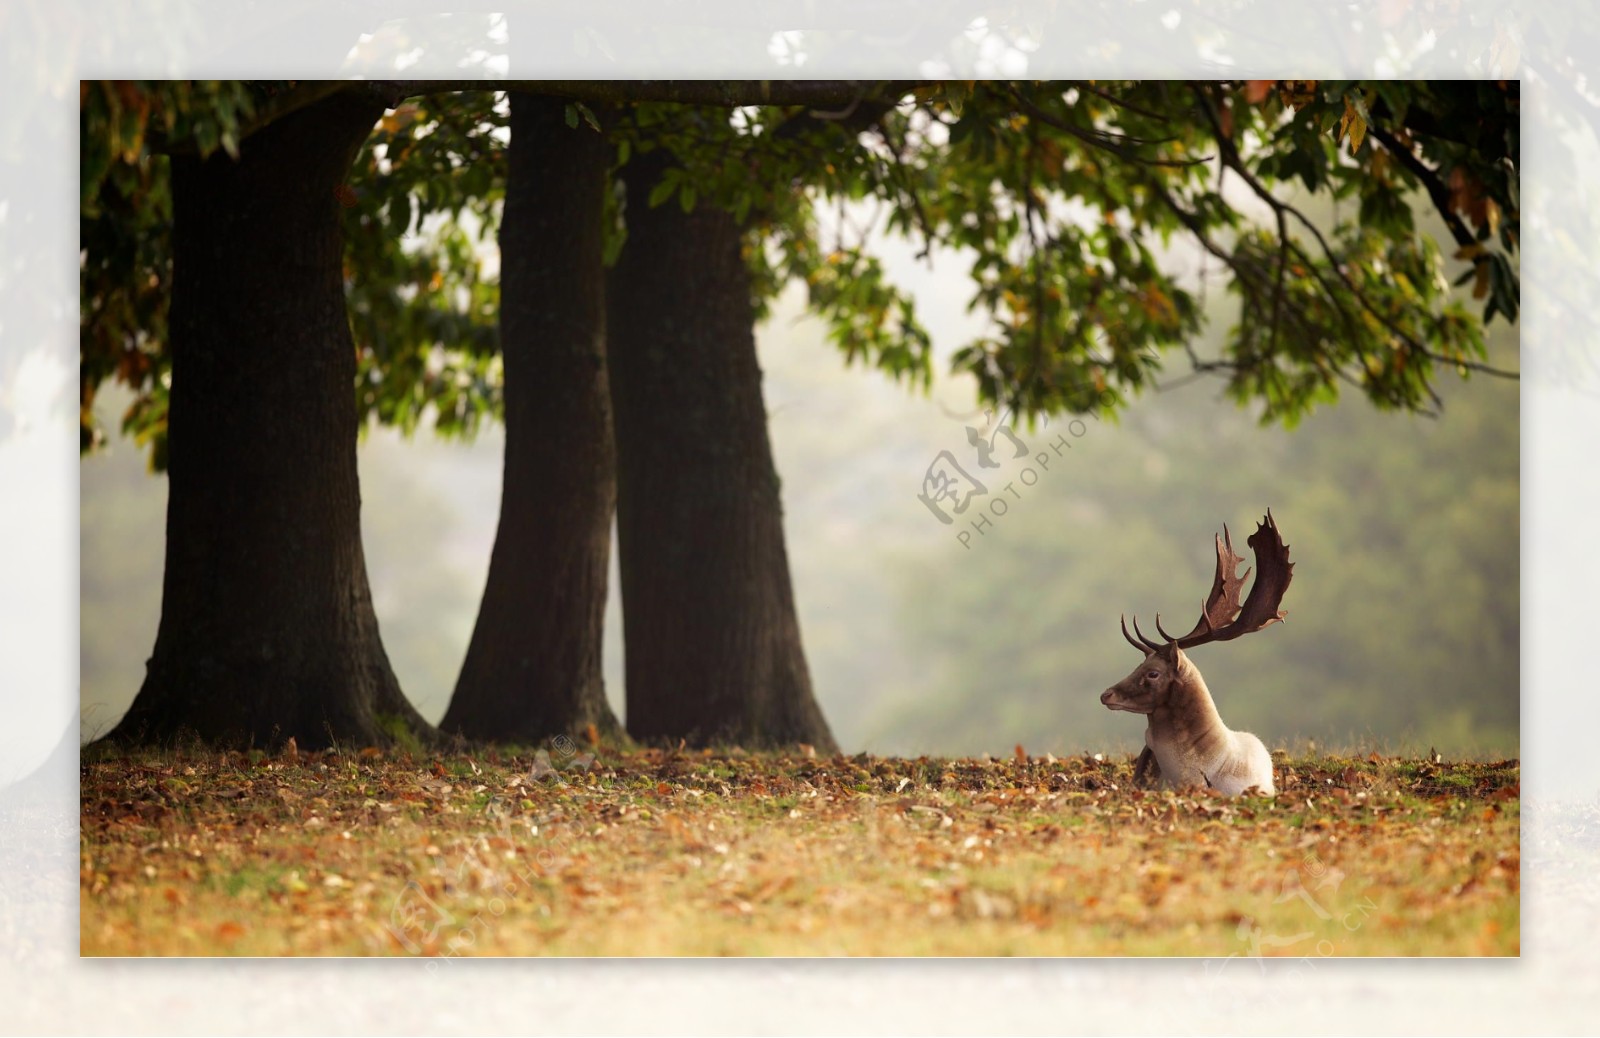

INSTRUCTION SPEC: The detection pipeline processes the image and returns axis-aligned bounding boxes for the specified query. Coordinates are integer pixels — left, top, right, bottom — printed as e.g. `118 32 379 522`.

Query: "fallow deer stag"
1099 511 1294 796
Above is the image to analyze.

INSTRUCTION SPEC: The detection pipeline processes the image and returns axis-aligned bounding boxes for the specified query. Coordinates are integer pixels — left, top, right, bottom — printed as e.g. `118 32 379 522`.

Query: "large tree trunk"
104 92 433 751
441 94 621 743
606 151 838 752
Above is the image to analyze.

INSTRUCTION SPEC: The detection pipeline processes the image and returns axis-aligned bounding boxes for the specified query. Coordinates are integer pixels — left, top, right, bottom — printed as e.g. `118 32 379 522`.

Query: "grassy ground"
79 743 1519 957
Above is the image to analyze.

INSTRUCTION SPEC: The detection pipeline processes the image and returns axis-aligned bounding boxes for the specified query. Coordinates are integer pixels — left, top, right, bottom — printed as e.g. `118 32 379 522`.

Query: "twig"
1069 81 1171 123
378 79 920 110
1153 360 1237 394
877 118 936 262
1011 90 1210 169
1024 117 1047 405
1141 177 1267 294
808 95 864 121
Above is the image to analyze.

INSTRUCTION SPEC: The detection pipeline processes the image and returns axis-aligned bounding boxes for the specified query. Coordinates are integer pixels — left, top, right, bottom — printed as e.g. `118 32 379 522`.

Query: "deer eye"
1145 669 1161 681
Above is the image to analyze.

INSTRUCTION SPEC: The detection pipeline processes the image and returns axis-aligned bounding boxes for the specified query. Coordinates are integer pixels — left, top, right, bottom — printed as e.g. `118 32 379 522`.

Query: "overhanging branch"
1187 83 1518 391
1011 90 1210 169
372 79 917 110
151 80 351 155
158 79 923 154
1366 122 1478 252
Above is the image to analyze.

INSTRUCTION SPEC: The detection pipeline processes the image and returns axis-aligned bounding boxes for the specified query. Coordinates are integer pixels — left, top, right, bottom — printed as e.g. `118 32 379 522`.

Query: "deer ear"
1155 640 1180 662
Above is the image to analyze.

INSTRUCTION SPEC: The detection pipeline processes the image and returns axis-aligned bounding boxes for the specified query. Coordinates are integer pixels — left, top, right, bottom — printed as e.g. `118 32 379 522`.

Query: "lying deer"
1099 511 1294 796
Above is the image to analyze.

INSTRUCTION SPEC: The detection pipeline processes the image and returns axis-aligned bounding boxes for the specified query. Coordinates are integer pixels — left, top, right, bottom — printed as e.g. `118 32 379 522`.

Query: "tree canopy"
80 78 1519 464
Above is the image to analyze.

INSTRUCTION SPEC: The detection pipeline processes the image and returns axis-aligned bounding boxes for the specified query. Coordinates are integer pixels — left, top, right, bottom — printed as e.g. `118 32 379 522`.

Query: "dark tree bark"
104 93 434 751
607 151 838 752
441 94 621 742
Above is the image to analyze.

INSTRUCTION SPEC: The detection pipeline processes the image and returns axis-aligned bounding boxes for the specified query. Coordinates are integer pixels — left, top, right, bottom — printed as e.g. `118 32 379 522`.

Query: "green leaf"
647 178 676 209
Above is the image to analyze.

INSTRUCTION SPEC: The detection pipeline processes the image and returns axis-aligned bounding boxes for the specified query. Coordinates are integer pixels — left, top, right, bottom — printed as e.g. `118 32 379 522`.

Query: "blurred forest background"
81 222 1518 759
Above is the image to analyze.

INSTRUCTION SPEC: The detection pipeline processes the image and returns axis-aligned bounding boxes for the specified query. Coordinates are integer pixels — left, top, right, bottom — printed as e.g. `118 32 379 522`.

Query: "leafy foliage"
612 101 937 390
79 80 266 216
80 80 318 462
342 94 508 439
79 81 266 461
79 80 1519 467
898 80 1514 423
612 80 1516 427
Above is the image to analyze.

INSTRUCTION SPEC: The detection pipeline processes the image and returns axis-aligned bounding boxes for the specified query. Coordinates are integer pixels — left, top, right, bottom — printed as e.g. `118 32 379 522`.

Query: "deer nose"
1100 689 1115 705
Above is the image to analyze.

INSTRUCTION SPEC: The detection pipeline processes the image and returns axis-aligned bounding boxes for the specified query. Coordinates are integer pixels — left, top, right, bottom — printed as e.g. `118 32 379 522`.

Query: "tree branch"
1366 122 1478 252
151 80 351 155
1411 349 1521 380
376 79 918 110
769 90 902 143
1024 118 1048 406
1142 139 1485 408
1185 82 1510 402
1069 81 1170 124
158 80 922 154
1010 91 1210 169
876 118 936 262
1140 177 1267 295
1152 358 1238 394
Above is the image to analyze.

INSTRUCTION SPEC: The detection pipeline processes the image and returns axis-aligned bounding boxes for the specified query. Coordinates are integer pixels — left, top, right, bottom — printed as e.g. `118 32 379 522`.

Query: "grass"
78 744 1519 957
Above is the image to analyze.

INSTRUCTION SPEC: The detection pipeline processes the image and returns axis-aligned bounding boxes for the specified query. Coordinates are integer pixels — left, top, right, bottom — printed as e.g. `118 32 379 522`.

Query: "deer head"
1098 637 1185 716
1100 511 1294 795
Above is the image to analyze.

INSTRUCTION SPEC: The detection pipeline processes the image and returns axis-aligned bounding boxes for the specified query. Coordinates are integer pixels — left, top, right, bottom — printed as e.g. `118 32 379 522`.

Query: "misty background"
80 230 1519 761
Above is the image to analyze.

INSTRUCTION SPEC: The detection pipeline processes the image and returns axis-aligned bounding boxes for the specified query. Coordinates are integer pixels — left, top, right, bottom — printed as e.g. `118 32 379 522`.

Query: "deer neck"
1148 660 1231 761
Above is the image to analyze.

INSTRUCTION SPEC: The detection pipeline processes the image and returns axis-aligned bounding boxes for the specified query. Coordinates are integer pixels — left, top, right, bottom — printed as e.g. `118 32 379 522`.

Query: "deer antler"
1121 614 1157 653
1126 511 1293 654
1172 524 1250 644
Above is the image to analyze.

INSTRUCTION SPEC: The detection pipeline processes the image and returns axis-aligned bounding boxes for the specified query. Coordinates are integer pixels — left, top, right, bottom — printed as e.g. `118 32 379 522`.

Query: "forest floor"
78 743 1519 957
